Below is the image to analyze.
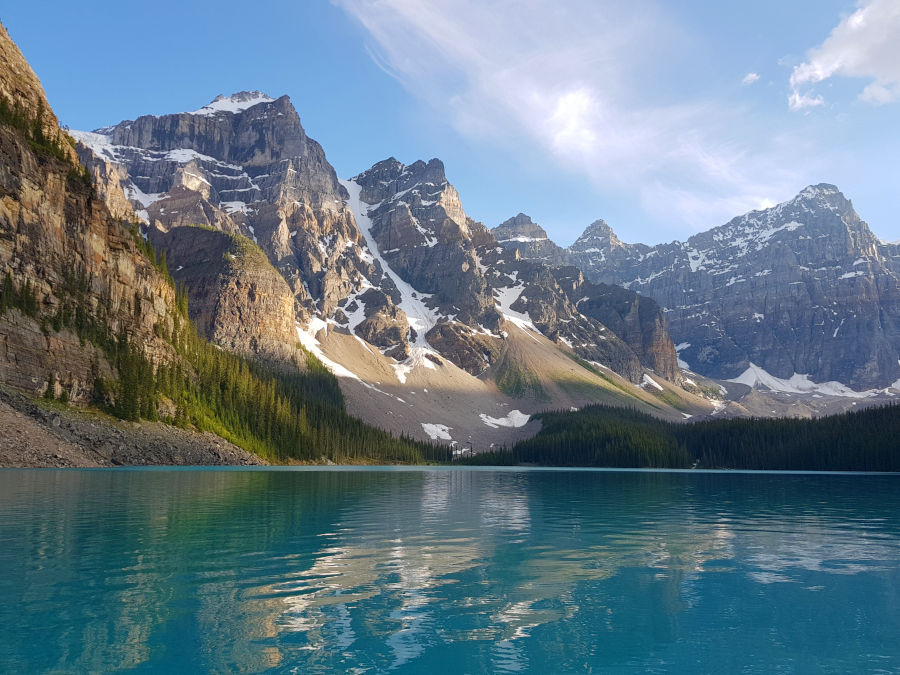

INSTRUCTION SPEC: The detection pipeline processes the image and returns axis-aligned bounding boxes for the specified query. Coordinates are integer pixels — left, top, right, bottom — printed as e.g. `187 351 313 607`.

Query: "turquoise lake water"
1 468 899 673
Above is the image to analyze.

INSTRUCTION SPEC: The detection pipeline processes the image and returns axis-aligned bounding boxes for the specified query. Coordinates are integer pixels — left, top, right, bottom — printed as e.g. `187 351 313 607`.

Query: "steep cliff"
552 266 680 383
0 22 176 403
149 225 299 366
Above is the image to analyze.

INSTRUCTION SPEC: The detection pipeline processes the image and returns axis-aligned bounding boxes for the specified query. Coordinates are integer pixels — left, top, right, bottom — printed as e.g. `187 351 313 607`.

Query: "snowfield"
479 410 530 428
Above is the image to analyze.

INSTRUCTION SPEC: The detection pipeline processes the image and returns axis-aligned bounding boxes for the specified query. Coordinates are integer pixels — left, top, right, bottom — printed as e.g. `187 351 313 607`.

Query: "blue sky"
4 1 899 245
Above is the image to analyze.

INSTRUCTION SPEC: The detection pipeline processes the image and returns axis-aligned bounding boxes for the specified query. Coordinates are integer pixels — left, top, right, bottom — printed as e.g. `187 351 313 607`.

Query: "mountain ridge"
499 183 900 391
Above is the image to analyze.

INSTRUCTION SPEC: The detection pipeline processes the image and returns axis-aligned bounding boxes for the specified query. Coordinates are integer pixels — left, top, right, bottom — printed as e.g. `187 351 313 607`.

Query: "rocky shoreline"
0 386 266 468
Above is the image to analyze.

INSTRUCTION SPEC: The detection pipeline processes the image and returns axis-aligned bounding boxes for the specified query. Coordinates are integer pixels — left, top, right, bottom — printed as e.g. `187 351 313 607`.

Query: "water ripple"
1 469 899 673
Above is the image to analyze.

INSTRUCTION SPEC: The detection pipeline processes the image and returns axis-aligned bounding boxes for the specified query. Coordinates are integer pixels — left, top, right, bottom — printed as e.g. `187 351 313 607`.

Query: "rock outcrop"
551 267 680 383
150 225 299 365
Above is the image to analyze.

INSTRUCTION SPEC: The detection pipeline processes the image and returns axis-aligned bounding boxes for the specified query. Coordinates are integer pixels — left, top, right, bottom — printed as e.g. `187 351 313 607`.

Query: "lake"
1 468 899 673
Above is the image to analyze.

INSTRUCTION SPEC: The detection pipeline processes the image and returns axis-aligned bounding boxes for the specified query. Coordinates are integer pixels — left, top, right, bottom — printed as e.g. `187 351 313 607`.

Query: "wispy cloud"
790 0 900 109
334 0 808 232
742 72 760 86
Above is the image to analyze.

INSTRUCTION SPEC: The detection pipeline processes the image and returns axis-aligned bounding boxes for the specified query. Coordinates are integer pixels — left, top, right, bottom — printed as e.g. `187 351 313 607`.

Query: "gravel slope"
0 387 266 468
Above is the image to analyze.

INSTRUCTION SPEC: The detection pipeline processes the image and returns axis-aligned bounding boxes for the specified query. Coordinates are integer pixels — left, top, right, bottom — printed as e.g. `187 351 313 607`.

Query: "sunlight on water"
1 468 899 673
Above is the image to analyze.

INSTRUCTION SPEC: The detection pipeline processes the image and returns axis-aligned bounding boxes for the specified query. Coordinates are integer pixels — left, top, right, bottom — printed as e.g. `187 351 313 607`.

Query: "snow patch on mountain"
421 423 452 441
727 362 892 398
479 410 530 428
69 130 114 159
674 342 691 369
640 374 664 391
341 178 441 349
295 319 361 381
189 91 274 116
391 346 438 384
493 283 539 334
497 236 547 243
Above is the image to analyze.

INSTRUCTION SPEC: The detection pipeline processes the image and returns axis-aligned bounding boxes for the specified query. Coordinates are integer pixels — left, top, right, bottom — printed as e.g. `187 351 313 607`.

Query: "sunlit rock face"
568 185 900 389
0 22 179 402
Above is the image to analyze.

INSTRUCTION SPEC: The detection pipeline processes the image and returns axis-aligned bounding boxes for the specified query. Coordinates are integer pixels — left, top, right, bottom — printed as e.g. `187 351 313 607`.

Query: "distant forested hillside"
511 404 900 471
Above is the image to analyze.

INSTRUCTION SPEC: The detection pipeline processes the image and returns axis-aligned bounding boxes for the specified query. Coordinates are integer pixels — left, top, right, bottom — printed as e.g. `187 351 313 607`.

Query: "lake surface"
1 468 899 673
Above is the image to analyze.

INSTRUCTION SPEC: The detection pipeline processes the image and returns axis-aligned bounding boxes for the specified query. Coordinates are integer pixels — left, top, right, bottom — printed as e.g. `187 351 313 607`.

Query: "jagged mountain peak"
793 183 856 216
738 183 852 222
356 157 448 188
353 157 463 232
776 183 851 212
74 88 310 177
508 213 535 225
710 183 863 247
800 182 840 195
492 214 549 243
407 157 446 178
570 218 626 255
581 218 617 237
491 213 571 267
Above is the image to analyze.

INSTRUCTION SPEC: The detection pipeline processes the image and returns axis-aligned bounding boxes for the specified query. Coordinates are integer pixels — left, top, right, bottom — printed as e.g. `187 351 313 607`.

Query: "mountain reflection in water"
1 468 899 673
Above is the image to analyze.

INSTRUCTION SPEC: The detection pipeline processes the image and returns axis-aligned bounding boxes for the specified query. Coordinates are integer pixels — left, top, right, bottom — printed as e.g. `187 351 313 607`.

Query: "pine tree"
44 372 56 400
0 273 10 314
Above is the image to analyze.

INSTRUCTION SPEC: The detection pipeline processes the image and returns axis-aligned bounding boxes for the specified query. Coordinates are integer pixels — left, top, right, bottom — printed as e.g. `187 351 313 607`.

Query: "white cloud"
788 91 825 111
790 0 900 109
335 0 809 233
742 72 760 86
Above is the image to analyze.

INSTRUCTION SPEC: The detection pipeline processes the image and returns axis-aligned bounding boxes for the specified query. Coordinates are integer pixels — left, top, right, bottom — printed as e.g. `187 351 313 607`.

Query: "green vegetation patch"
495 356 547 400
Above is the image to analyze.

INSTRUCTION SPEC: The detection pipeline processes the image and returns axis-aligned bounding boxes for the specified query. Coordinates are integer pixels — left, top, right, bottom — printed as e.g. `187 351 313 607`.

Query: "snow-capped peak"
189 91 275 116
797 183 841 201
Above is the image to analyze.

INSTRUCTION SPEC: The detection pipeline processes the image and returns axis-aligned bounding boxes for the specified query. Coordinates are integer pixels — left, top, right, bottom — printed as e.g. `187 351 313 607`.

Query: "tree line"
513 404 900 471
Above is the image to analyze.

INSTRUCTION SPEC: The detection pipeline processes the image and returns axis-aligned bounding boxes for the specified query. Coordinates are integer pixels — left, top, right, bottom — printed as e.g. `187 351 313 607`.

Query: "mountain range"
2 20 898 456
491 188 900 394
69 86 716 448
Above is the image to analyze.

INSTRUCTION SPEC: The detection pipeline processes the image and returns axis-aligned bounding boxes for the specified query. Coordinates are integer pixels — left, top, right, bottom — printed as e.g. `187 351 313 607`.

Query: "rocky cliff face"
149 226 299 366
568 184 900 389
0 21 177 402
490 213 678 382
346 158 671 383
551 267 680 383
72 92 380 317
351 158 496 334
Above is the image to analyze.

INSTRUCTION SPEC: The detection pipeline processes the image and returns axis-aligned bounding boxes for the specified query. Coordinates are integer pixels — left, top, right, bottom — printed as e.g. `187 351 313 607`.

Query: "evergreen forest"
512 404 900 471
